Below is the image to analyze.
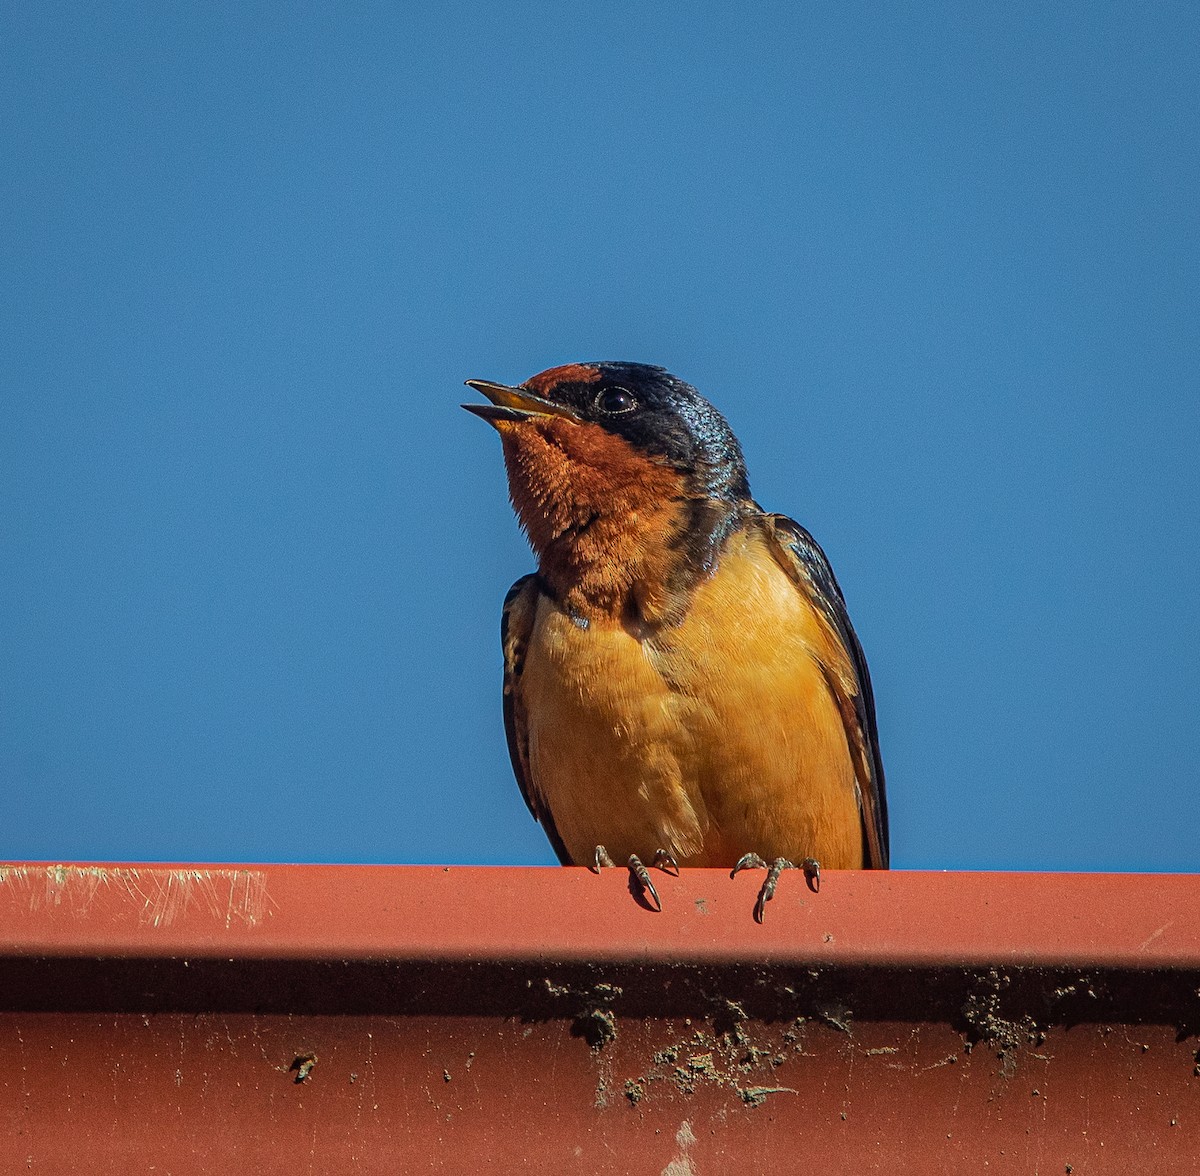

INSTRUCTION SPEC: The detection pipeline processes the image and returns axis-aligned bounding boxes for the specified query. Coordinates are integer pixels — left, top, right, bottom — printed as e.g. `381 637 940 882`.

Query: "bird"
463 362 888 920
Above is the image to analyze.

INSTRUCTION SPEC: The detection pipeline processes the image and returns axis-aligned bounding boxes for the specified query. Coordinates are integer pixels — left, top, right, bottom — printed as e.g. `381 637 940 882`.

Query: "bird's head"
465 360 748 515
463 362 751 616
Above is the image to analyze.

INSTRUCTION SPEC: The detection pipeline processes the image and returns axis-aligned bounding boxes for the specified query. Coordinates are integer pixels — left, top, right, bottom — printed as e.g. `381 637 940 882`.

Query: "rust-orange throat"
495 414 691 620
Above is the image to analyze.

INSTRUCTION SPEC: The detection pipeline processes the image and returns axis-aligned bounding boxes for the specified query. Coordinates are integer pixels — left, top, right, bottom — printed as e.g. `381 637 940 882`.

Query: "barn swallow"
464 362 888 920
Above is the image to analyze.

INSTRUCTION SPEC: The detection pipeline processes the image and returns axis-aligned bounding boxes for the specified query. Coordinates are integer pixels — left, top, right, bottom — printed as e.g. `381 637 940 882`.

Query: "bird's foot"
650 848 680 875
731 853 821 923
592 845 677 912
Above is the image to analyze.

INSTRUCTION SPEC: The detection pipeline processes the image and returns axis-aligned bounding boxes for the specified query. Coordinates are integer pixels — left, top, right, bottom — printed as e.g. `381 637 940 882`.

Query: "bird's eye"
596 387 636 415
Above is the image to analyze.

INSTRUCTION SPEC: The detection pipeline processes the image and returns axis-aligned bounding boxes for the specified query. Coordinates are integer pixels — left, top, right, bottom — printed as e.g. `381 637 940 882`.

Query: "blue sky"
3 3 1197 871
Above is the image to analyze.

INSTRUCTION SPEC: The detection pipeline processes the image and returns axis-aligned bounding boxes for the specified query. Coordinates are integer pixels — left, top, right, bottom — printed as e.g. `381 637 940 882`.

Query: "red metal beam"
1 864 1198 1174
1 864 1196 968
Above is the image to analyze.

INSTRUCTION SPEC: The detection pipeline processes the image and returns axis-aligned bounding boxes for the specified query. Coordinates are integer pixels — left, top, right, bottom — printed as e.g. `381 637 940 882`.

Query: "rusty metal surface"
0 864 1198 1174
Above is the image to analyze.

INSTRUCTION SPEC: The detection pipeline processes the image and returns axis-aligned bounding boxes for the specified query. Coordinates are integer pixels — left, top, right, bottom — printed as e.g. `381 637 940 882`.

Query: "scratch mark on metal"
1138 922 1173 952
0 864 273 928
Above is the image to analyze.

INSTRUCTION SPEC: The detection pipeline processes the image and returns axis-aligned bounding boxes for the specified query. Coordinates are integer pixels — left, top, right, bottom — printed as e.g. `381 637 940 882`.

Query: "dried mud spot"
960 969 1042 1078
289 1053 318 1084
622 1019 800 1109
536 975 623 1052
573 1007 618 1051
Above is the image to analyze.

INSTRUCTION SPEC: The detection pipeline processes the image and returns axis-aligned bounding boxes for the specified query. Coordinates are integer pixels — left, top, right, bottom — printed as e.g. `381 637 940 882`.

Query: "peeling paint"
0 864 272 928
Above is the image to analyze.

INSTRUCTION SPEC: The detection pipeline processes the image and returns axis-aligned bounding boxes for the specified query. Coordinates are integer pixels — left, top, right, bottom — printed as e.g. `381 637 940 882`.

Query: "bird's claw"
650 848 679 876
731 854 821 922
592 845 616 873
592 845 677 911
628 854 661 911
803 857 821 893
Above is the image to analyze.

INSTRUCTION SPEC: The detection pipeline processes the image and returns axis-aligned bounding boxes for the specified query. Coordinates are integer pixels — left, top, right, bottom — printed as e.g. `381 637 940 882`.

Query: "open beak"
462 379 582 426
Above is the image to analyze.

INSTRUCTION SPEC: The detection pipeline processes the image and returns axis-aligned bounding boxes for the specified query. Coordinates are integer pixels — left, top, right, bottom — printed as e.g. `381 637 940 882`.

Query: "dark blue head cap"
528 362 751 503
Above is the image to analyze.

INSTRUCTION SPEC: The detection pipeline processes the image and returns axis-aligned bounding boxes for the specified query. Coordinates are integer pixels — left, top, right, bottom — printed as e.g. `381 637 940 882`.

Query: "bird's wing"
762 514 890 868
501 574 573 864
